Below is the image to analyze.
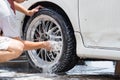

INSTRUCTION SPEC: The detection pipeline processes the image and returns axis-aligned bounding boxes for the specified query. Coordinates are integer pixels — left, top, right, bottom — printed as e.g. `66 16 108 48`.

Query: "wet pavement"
0 61 120 80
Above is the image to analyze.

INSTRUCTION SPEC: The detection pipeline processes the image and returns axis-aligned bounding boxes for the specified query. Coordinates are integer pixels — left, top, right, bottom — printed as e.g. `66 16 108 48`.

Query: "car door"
79 0 120 50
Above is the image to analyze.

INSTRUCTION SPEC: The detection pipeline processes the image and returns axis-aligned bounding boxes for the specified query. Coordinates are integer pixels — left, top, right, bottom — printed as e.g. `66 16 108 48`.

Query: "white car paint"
17 0 120 60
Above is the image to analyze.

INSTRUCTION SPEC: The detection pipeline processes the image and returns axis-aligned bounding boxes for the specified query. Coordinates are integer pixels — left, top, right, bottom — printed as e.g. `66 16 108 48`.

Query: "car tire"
24 8 78 73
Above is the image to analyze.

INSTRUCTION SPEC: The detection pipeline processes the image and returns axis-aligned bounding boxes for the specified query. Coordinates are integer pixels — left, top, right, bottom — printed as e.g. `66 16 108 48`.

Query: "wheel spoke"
37 49 41 57
48 26 58 34
44 21 50 32
50 35 62 41
40 49 44 60
54 29 61 35
48 21 53 30
41 20 46 33
46 52 54 61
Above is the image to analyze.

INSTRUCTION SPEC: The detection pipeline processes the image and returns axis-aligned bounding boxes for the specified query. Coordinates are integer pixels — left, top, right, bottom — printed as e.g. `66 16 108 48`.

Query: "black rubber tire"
24 8 78 73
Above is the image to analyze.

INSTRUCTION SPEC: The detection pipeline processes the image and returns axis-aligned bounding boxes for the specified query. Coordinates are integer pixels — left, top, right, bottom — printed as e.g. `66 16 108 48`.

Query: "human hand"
27 5 44 16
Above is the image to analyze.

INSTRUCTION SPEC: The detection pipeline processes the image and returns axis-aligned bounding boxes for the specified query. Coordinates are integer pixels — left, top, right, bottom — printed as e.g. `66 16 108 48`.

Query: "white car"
16 0 120 73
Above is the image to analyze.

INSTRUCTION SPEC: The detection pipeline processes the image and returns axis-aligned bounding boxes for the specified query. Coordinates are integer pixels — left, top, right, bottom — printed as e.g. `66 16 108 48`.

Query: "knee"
14 42 24 58
18 41 24 52
10 42 24 59
0 42 24 63
11 48 23 60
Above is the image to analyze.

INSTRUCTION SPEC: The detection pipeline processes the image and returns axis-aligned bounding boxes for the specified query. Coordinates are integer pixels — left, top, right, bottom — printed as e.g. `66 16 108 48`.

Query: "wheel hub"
40 33 50 41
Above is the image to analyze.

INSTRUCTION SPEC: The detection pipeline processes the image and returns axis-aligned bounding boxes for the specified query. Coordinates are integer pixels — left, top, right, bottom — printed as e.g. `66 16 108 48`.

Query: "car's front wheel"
24 8 78 73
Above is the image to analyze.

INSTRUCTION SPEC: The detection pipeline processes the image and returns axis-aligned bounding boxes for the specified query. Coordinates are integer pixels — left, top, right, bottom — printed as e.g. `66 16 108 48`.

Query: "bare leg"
13 37 51 51
0 38 24 63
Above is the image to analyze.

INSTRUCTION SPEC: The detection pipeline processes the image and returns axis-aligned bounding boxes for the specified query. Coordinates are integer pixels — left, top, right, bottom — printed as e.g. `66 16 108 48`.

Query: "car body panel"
17 0 80 32
76 32 120 60
78 0 120 60
79 0 120 49
16 0 120 60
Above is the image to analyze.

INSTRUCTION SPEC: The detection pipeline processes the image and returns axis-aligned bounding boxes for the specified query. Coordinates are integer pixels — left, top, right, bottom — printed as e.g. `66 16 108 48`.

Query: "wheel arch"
22 2 76 45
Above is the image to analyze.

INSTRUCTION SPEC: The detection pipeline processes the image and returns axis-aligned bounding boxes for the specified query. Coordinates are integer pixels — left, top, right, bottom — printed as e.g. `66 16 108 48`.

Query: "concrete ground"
0 61 120 80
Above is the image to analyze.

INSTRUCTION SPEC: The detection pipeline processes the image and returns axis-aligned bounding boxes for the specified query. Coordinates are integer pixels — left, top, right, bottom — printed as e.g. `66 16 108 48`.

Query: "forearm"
14 1 29 15
14 1 41 16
